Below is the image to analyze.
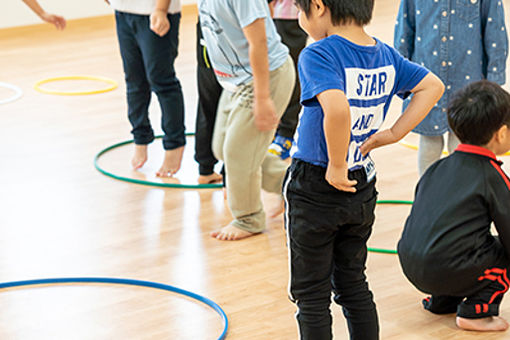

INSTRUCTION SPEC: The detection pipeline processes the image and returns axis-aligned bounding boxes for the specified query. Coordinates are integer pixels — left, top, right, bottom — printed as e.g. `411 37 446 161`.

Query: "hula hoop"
367 200 413 255
0 277 228 340
0 82 23 104
34 75 118 95
94 134 223 189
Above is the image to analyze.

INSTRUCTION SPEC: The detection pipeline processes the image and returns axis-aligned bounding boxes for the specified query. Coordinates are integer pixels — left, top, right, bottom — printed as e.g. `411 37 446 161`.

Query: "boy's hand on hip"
253 97 278 132
360 129 397 156
326 163 357 193
150 10 170 37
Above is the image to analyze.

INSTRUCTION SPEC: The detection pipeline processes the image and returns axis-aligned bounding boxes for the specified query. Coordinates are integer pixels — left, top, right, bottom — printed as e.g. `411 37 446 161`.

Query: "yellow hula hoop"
399 140 510 157
34 75 118 95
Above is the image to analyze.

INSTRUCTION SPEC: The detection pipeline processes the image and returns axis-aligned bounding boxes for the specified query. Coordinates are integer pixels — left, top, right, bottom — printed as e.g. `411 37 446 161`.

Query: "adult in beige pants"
211 56 295 240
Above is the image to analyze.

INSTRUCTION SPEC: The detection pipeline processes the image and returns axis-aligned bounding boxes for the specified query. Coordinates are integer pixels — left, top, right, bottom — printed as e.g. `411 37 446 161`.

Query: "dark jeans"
283 159 379 340
195 21 223 175
115 11 185 150
274 19 307 139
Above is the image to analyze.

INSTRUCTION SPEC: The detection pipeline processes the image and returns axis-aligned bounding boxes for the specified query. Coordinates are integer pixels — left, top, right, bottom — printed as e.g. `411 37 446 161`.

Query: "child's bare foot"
198 172 222 184
268 195 285 218
132 144 148 170
211 224 258 241
156 146 185 177
223 187 227 200
456 316 509 332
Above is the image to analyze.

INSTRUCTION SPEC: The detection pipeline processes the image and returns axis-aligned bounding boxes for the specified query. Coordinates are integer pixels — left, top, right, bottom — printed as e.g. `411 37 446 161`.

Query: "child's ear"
495 124 508 143
312 0 326 17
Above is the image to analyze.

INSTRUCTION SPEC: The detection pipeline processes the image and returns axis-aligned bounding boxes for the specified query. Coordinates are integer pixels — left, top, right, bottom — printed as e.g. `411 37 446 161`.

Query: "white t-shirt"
198 0 288 90
109 0 181 15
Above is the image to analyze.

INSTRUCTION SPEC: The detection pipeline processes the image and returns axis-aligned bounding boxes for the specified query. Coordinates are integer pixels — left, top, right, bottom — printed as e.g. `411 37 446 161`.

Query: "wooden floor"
1 2 510 339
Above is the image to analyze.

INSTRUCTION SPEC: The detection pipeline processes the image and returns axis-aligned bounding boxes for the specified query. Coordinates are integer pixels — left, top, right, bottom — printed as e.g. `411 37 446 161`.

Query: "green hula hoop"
94 133 222 189
368 200 413 254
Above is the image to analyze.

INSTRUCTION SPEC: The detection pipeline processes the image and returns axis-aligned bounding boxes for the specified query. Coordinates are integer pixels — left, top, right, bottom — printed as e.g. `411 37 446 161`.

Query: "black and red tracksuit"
398 144 510 319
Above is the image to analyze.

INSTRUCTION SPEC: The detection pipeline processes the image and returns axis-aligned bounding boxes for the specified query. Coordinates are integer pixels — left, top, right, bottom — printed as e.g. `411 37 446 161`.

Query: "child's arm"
150 0 171 37
22 0 66 30
394 0 415 59
317 89 358 193
481 0 508 85
243 18 278 132
360 73 444 155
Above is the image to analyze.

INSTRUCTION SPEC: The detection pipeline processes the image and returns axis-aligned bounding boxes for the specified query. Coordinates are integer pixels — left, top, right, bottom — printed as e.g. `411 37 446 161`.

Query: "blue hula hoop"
0 277 228 340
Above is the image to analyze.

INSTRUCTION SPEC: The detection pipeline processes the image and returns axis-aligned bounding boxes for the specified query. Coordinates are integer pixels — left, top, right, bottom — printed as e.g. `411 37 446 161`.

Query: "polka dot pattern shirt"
394 0 508 135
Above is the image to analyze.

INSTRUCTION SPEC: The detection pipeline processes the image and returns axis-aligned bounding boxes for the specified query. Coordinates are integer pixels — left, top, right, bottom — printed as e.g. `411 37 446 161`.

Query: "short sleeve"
391 47 429 99
230 0 268 28
298 47 344 107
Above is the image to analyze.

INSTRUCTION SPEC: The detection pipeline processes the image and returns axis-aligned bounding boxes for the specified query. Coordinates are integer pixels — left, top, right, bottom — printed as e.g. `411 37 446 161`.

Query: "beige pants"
212 56 296 233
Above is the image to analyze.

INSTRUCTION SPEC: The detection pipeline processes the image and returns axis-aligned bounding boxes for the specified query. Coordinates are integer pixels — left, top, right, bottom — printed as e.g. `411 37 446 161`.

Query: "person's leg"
332 182 379 340
195 20 223 183
273 19 306 139
418 134 444 176
447 131 460 155
457 267 510 331
211 91 231 164
211 84 270 239
284 160 338 340
269 19 307 159
422 295 464 314
115 11 153 169
261 56 295 216
211 58 294 240
135 13 186 177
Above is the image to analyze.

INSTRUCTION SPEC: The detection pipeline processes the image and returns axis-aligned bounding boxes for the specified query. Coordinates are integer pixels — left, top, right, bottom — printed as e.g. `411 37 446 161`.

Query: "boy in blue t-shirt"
198 0 295 240
283 0 445 339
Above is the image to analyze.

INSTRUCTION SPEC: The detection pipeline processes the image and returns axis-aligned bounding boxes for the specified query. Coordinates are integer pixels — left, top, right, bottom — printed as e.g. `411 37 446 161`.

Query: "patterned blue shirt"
294 35 429 177
395 0 508 136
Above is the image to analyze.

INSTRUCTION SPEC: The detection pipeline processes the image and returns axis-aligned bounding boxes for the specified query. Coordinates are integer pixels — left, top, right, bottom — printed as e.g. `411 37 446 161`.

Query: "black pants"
283 159 379 340
273 19 307 139
195 21 223 175
423 267 510 318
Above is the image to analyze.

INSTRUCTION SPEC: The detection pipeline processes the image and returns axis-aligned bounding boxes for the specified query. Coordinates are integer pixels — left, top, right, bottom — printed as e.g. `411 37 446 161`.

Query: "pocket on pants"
361 191 378 226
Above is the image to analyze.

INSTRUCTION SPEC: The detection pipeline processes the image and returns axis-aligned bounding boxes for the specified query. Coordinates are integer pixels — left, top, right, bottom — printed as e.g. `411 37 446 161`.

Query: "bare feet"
198 172 223 184
132 144 148 170
223 187 227 200
268 195 285 218
156 146 185 177
456 316 509 332
211 224 258 241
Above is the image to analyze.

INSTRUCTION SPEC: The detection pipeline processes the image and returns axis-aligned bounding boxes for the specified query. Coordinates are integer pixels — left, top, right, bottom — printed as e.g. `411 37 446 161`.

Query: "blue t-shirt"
293 35 429 176
198 0 289 91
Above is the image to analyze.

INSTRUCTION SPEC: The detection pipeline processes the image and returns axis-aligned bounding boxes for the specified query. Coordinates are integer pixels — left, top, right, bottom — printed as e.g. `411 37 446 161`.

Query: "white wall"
1 0 197 29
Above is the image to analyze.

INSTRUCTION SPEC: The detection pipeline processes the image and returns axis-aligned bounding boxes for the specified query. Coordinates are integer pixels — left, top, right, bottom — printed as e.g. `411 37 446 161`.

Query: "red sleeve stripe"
490 160 510 191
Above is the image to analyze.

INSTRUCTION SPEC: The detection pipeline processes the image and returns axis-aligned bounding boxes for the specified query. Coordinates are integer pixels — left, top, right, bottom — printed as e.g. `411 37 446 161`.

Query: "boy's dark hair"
294 0 374 26
448 80 510 145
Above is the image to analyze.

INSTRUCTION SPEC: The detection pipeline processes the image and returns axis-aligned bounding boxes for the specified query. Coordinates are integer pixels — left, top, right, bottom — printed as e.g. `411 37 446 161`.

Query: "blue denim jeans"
115 11 185 150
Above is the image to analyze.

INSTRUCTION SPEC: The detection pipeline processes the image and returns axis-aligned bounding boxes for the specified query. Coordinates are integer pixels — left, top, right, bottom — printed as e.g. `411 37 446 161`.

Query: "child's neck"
326 24 375 46
482 141 502 156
